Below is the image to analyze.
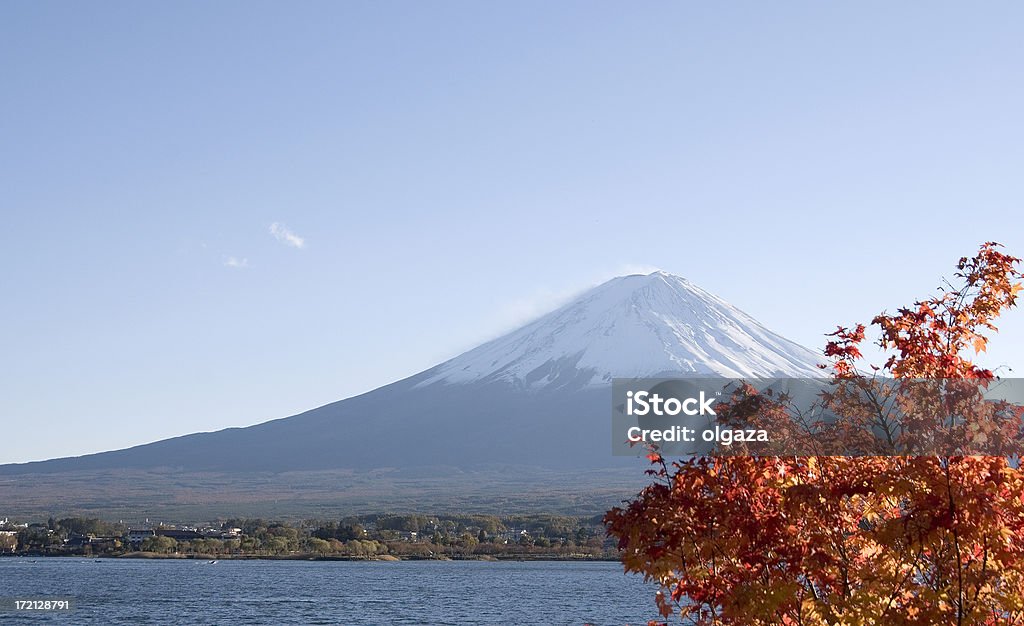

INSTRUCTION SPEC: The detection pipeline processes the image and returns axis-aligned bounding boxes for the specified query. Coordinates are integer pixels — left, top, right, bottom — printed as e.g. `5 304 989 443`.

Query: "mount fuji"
0 272 823 516
418 271 821 388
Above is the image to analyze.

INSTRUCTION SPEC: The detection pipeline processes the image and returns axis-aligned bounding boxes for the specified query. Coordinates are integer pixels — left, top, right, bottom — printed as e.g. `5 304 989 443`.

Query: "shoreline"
1 553 620 563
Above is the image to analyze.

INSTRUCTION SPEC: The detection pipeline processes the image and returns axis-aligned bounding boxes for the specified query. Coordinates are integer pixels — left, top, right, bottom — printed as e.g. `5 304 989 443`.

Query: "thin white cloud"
614 263 663 277
269 222 305 249
488 266 665 333
224 256 249 269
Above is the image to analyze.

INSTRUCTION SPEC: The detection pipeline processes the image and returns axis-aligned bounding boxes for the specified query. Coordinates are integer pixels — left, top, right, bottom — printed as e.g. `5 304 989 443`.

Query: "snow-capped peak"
415 272 824 390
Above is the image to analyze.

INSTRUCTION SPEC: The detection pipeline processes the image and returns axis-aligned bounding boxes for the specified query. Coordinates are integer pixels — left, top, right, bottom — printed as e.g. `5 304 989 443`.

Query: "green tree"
141 536 177 554
306 538 331 555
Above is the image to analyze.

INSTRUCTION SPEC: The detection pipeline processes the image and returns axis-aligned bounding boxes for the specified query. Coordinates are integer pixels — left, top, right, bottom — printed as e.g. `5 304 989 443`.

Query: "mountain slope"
0 272 822 481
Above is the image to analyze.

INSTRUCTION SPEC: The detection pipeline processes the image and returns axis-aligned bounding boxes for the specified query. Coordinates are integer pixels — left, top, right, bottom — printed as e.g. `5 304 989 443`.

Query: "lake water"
0 558 662 625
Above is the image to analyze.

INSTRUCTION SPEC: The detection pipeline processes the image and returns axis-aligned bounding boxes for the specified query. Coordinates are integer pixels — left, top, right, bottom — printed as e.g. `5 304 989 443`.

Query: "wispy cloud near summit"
269 222 305 249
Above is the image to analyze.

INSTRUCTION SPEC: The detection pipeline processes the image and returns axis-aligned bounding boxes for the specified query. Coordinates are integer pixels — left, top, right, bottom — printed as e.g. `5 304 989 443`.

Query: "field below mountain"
0 465 647 520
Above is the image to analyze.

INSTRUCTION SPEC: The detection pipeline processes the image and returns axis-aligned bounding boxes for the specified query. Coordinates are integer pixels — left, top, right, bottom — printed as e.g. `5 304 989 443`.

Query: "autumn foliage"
605 243 1024 625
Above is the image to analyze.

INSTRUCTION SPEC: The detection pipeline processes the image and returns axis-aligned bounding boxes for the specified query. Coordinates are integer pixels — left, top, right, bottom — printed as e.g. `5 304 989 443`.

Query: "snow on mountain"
417 271 824 389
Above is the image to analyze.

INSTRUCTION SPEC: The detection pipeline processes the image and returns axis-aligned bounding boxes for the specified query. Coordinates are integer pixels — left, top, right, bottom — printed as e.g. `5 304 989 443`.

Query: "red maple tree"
606 243 1024 625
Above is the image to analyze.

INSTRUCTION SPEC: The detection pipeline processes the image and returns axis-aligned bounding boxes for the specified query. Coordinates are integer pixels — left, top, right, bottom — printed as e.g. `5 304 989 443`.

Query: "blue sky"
2 2 1023 463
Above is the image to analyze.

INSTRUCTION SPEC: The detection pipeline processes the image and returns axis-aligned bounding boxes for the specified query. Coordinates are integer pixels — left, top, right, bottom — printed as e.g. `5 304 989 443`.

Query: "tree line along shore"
0 513 617 561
